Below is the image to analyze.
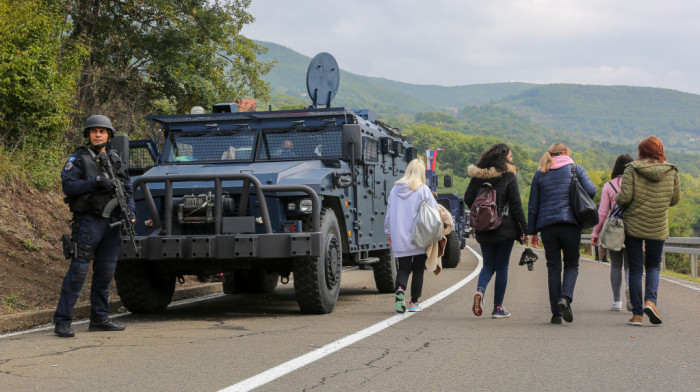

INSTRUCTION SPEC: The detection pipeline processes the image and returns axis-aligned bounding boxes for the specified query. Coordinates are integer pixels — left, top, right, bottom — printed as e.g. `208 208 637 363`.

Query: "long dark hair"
476 143 511 173
611 153 634 178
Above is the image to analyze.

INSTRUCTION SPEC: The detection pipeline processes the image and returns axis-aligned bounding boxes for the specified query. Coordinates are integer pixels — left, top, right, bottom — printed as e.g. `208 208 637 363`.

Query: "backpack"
470 181 502 231
411 187 443 247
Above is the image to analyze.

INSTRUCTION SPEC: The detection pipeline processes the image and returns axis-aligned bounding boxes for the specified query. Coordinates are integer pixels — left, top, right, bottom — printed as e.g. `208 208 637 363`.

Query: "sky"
242 0 700 95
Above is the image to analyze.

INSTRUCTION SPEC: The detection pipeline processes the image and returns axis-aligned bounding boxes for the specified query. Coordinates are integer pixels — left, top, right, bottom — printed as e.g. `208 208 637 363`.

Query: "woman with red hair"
616 136 680 326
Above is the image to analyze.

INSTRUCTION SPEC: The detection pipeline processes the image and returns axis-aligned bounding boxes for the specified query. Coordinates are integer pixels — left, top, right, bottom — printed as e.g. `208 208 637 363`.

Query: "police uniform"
54 145 135 328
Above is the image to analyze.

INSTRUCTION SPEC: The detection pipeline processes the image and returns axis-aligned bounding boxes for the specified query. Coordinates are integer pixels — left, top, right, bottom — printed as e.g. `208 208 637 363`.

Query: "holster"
61 234 94 260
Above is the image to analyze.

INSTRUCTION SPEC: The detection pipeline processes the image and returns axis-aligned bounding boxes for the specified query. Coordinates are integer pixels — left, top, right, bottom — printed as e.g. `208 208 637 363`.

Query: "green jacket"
615 160 680 241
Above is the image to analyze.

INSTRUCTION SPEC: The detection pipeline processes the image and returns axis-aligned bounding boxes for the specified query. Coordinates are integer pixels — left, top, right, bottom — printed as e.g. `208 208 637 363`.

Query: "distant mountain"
255 41 535 113
256 41 700 155
495 84 700 153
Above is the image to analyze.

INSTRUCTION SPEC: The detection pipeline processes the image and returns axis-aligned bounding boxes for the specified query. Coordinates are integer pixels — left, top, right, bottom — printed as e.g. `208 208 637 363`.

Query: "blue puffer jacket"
526 164 597 234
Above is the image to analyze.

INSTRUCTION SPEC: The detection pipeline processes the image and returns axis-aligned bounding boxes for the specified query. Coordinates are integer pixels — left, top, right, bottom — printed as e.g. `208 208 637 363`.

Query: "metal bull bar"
122 173 321 260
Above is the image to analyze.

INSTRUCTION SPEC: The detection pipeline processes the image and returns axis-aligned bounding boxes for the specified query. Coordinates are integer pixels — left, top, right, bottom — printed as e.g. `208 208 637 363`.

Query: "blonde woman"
526 143 597 324
384 158 439 313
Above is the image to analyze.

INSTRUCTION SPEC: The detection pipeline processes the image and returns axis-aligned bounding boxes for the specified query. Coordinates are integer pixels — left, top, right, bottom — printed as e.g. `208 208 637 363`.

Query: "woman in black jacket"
465 143 527 318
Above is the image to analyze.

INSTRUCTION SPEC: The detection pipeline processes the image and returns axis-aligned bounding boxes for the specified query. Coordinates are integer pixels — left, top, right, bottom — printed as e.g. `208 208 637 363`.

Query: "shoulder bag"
411 187 443 247
600 206 625 251
570 165 599 229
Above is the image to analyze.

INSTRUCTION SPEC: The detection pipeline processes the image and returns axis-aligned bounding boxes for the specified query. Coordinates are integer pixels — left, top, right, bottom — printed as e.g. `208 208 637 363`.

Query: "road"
1 239 699 391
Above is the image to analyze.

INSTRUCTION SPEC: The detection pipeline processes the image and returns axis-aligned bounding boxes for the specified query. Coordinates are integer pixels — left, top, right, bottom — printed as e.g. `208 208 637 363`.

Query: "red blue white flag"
425 149 445 170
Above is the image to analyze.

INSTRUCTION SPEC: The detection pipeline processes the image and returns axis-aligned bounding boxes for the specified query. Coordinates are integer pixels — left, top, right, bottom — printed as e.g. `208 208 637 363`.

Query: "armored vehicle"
114 53 417 314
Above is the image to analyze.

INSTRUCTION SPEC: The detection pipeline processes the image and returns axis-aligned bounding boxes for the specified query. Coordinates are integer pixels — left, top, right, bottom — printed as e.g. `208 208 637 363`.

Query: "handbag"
570 165 599 229
600 206 625 251
411 187 443 247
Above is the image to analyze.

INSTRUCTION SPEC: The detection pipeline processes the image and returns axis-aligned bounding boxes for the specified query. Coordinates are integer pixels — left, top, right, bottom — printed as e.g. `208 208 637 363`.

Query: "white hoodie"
384 182 438 258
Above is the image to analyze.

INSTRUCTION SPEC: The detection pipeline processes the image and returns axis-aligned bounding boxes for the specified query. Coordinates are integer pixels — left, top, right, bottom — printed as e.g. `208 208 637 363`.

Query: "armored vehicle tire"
371 248 396 293
293 208 342 314
442 231 461 268
115 261 176 313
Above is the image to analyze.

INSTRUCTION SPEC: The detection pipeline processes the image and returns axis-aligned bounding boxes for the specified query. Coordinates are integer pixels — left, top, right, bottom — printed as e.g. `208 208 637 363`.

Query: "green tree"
0 0 86 188
67 0 272 134
0 0 85 148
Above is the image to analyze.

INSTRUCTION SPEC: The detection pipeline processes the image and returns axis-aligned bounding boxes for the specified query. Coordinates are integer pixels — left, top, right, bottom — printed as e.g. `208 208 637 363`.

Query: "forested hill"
256 41 536 115
496 84 700 154
256 41 700 155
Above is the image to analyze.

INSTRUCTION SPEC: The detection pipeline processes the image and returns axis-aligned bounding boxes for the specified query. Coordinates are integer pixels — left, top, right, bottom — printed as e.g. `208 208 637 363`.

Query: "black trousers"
395 253 427 303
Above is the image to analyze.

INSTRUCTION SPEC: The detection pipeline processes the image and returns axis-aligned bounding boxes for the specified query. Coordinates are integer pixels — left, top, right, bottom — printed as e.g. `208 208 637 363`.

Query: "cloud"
243 0 700 94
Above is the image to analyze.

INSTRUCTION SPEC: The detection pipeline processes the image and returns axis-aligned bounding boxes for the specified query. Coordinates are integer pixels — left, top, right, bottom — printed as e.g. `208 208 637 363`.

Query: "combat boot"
54 323 75 338
88 319 125 332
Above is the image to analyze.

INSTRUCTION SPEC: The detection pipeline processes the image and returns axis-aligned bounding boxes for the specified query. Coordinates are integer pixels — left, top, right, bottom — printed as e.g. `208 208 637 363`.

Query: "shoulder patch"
68 156 76 162
64 161 74 171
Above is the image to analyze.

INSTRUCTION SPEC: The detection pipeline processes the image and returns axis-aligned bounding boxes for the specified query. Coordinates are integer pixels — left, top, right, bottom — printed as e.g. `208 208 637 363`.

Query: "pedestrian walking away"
464 143 527 319
54 115 135 337
591 153 634 312
385 158 440 313
616 136 680 326
526 143 597 324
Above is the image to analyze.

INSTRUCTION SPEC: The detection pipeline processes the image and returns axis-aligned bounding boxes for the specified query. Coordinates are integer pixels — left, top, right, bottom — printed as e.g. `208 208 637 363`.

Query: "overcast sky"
242 0 700 95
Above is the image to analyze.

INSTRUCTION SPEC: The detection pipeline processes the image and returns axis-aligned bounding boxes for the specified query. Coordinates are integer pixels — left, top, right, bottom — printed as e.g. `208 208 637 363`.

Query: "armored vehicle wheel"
371 248 396 293
442 231 461 268
294 208 342 314
115 261 175 313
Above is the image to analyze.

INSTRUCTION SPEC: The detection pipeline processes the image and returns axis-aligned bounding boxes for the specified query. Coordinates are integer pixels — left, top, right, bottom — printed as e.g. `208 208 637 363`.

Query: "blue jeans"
477 239 514 308
540 224 581 315
54 215 122 324
625 236 664 316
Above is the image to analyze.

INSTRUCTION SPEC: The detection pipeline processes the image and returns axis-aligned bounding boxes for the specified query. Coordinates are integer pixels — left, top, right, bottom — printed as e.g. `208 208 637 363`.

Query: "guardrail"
581 235 700 279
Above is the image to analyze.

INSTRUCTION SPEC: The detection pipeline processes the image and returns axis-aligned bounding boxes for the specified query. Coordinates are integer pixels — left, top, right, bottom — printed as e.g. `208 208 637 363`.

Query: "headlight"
287 202 297 211
299 199 313 213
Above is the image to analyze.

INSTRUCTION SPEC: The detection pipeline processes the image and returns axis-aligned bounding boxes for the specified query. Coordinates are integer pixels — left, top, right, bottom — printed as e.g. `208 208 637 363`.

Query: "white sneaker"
611 301 623 311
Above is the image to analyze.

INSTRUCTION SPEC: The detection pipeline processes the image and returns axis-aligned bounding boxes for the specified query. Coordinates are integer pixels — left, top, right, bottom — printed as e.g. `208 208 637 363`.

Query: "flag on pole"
425 149 445 170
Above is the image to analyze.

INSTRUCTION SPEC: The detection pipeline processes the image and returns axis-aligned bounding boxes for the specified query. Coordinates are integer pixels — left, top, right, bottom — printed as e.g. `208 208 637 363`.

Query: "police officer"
54 115 135 338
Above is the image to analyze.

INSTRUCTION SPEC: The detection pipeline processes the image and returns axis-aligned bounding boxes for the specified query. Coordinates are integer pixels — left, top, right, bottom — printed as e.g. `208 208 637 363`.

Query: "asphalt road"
1 240 699 391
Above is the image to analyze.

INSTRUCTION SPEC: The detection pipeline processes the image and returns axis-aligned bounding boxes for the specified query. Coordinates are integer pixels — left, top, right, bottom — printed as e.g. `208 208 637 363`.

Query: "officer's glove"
95 175 114 191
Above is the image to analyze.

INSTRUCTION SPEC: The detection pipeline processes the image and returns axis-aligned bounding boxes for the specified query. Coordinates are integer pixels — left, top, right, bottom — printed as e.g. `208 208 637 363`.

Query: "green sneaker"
395 289 406 313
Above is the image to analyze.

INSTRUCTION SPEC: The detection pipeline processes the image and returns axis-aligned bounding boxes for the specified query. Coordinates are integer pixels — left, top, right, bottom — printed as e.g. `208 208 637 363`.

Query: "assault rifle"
94 152 139 254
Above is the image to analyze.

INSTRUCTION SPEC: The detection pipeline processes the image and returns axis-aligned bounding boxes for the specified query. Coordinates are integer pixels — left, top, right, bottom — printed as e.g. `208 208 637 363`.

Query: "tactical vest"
68 147 128 216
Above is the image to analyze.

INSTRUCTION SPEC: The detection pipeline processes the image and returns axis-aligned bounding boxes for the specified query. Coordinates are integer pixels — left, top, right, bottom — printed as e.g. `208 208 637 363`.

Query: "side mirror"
444 175 453 188
112 135 130 169
342 124 362 162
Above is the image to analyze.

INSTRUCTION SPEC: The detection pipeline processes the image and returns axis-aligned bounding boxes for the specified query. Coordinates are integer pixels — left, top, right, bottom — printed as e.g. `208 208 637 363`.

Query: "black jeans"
395 253 427 303
540 224 581 315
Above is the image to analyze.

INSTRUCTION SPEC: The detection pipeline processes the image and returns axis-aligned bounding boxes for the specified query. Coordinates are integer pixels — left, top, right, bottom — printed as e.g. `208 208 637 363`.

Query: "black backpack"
470 182 502 231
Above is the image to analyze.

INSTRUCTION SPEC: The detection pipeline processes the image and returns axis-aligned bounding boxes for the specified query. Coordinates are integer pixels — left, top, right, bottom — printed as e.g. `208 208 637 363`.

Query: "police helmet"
83 115 115 138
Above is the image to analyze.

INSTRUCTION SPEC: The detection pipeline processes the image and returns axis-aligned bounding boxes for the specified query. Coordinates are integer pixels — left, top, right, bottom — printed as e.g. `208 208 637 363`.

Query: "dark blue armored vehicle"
114 53 417 314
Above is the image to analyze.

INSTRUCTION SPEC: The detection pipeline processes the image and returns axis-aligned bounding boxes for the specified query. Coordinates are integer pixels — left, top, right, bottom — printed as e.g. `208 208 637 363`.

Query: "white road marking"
218 245 484 392
0 292 227 339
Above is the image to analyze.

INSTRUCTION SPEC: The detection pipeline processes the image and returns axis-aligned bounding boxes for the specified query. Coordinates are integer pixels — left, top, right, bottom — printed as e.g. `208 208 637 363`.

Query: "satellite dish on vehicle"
306 52 340 108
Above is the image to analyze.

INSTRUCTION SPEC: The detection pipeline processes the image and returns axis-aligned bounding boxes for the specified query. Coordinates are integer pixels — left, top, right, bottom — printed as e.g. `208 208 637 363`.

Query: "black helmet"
83 115 115 138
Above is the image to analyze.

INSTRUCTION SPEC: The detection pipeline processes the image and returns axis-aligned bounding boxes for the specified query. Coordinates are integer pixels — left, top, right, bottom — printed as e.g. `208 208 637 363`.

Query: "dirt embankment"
0 182 74 316
0 181 211 319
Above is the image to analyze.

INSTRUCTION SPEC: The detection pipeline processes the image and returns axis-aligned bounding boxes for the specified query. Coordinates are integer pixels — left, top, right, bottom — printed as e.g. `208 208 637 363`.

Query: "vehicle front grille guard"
132 173 320 235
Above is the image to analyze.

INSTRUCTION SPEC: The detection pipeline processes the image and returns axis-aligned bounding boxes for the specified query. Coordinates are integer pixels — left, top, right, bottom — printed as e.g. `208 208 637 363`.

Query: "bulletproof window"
362 137 379 163
257 126 342 160
165 130 257 163
130 145 155 169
